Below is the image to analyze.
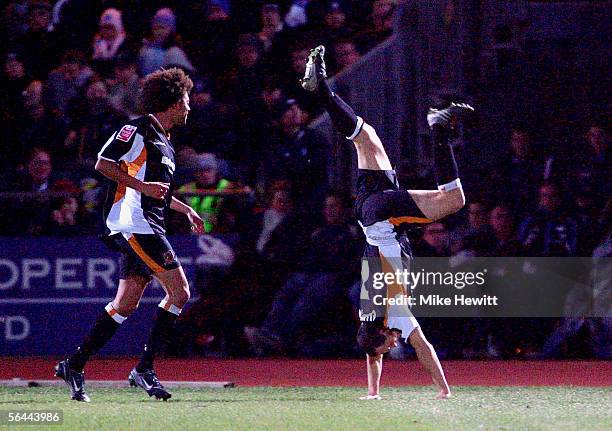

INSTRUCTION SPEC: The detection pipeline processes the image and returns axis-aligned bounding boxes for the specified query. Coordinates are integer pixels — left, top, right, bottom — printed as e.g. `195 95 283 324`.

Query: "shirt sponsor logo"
117 125 137 142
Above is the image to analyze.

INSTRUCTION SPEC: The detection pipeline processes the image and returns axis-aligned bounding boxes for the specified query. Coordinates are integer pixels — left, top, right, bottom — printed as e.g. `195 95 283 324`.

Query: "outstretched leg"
302 45 392 170
408 327 451 399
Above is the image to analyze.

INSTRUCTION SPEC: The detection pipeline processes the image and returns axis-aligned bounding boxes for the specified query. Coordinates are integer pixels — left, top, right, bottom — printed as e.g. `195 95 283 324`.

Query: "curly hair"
139 67 193 113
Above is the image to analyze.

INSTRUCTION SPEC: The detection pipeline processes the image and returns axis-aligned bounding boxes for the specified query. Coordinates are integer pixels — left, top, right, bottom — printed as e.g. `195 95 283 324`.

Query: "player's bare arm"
361 353 383 400
95 158 169 199
170 197 204 233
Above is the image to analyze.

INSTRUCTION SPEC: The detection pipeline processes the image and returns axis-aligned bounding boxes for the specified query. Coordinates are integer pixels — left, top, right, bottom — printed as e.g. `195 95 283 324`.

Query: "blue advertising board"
0 235 234 356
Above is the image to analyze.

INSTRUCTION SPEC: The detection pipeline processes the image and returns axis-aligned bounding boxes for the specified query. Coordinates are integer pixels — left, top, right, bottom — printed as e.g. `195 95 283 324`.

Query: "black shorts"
355 169 428 227
105 233 180 279
354 169 399 215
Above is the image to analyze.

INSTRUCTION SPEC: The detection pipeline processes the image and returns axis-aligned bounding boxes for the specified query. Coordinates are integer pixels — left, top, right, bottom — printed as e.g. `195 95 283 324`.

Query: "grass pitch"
0 386 610 431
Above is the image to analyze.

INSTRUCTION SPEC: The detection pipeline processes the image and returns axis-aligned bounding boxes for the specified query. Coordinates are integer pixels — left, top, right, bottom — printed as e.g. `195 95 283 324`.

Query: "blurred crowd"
0 1 609 359
0 0 398 235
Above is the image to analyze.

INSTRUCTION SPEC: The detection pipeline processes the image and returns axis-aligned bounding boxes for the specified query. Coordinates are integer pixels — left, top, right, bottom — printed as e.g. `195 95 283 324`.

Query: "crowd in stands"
0 1 609 359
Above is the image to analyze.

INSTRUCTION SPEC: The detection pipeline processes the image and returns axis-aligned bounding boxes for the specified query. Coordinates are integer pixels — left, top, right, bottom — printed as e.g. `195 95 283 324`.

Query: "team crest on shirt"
162 250 176 265
117 125 137 142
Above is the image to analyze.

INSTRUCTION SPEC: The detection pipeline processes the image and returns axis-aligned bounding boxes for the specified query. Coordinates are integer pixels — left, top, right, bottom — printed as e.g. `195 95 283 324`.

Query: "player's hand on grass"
187 208 205 234
359 394 382 400
142 182 170 199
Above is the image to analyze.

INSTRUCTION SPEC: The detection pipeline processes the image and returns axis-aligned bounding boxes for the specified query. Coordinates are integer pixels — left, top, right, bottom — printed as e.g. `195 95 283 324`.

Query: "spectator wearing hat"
320 1 355 46
91 8 131 77
178 153 239 233
138 8 194 76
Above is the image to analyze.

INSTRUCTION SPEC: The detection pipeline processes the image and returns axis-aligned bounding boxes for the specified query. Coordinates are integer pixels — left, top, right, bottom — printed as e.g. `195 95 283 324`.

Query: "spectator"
243 192 359 357
414 222 450 257
519 182 578 256
489 204 522 256
64 79 127 168
308 192 360 271
107 57 141 119
280 43 319 112
540 198 612 359
0 147 66 236
330 37 361 75
138 8 194 76
171 76 238 158
45 49 93 118
11 147 57 192
19 80 67 160
43 194 83 236
573 184 603 256
184 0 237 79
255 184 294 254
355 0 396 52
178 153 242 233
1 1 31 43
572 123 610 195
490 125 544 213
0 53 31 168
320 1 353 47
1 53 29 109
231 33 266 103
450 200 494 255
258 3 285 53
261 98 329 207
49 0 102 52
90 8 131 77
14 1 60 79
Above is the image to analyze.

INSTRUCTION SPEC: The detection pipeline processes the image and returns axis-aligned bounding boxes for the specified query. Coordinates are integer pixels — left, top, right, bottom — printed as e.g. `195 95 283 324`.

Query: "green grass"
0 386 610 431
